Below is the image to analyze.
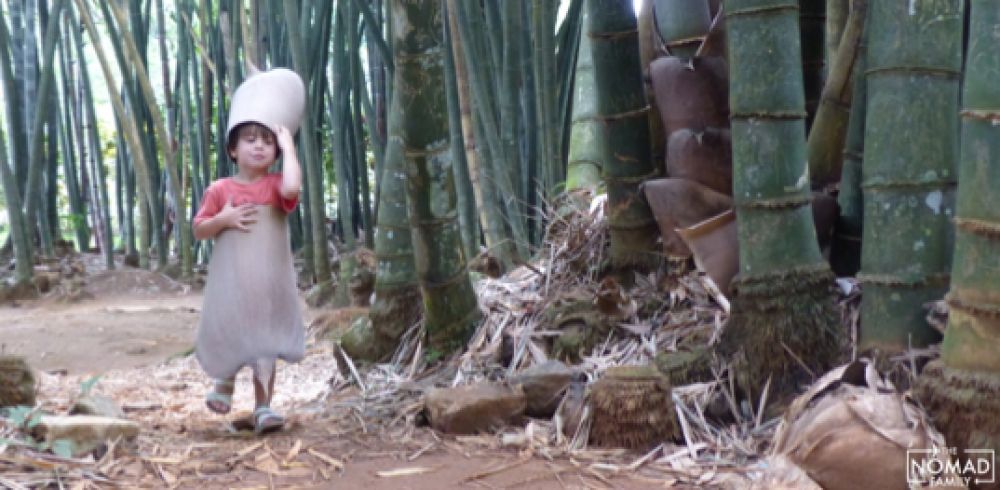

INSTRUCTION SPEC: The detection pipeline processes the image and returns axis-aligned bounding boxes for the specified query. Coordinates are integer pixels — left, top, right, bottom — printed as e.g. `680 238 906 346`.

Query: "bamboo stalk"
392 0 480 355
806 0 867 186
859 0 963 353
586 0 660 272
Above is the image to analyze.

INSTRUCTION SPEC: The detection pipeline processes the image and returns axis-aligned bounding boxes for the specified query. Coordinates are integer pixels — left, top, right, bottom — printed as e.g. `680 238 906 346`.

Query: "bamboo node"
960 109 1000 123
954 218 1000 239
725 3 798 19
865 65 960 79
946 293 1000 319
596 105 650 123
856 272 950 288
587 28 639 41
730 110 807 121
738 194 811 210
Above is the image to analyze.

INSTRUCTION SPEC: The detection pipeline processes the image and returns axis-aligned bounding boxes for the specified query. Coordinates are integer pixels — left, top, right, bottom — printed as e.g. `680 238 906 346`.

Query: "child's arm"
274 125 302 201
193 198 258 240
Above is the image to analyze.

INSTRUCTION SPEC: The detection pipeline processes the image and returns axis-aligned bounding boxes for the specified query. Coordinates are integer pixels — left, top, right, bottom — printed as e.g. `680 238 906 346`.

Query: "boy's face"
229 124 277 170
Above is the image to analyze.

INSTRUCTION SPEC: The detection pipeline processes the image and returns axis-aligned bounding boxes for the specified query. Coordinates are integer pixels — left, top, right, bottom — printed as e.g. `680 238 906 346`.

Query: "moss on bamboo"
915 361 1000 473
858 0 962 354
587 0 661 273
718 265 844 404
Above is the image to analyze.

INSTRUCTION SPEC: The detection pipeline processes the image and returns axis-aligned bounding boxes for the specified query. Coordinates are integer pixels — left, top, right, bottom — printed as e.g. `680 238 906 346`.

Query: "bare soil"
0 265 675 489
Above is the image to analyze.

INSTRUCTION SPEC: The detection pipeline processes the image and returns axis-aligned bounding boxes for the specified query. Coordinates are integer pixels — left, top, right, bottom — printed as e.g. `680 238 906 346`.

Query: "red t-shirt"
193 174 298 225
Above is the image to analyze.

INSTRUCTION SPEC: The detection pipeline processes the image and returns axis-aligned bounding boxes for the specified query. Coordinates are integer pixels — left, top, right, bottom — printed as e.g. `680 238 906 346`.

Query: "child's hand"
218 198 257 232
274 125 296 155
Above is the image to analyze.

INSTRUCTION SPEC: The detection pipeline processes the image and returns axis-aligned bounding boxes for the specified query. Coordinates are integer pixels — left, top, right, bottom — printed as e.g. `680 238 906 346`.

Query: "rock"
424 382 527 434
0 355 36 407
34 415 140 457
510 360 577 418
71 395 126 419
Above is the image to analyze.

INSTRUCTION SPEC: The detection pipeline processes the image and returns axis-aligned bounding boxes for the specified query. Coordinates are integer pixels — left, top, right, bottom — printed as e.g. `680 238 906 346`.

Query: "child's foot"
253 407 285 435
206 378 235 414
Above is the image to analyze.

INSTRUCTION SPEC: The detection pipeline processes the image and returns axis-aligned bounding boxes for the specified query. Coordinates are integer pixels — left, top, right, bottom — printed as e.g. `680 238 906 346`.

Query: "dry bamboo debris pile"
339 193 781 485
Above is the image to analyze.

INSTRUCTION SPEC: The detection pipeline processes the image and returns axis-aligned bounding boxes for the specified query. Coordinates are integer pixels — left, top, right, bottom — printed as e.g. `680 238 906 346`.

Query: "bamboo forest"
1 0 998 487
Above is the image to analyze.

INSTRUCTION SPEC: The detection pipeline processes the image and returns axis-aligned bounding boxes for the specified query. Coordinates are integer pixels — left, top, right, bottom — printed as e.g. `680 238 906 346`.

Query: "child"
192 68 305 434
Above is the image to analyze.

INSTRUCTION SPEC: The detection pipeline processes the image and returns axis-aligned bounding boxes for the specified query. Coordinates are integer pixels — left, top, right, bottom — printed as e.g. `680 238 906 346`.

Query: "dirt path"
0 268 688 489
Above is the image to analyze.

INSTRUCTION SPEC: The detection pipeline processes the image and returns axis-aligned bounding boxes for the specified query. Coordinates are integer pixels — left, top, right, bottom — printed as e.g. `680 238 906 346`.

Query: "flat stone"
510 360 577 418
34 415 140 457
71 395 126 420
424 382 526 434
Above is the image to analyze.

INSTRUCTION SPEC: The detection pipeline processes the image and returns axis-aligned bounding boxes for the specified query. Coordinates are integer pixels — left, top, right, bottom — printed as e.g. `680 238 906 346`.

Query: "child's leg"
252 360 276 408
206 377 236 414
251 359 284 434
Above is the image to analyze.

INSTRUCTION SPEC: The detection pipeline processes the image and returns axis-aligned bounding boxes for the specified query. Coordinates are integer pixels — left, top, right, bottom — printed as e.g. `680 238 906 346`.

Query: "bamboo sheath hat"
225 66 306 144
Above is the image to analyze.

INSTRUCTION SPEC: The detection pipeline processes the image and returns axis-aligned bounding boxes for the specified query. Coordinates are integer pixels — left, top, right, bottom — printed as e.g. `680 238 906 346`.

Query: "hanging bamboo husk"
643 178 732 258
665 127 732 195
649 56 729 137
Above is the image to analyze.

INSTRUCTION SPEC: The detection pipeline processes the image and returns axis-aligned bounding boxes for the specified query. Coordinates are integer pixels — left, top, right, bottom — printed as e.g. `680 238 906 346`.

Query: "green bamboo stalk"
96 0 164 267
57 13 89 252
69 4 113 268
442 7 478 261
392 0 480 355
284 0 333 290
829 21 866 277
652 0 711 59
450 0 522 271
806 0 866 186
715 0 842 401
74 0 157 267
859 0 963 353
348 1 374 248
565 2 601 192
586 0 659 272
351 0 393 75
826 0 849 72
21 0 65 258
107 0 192 276
914 0 1000 459
0 9 32 282
343 92 422 361
532 0 560 196
327 5 357 308
555 0 583 179
8 0 29 189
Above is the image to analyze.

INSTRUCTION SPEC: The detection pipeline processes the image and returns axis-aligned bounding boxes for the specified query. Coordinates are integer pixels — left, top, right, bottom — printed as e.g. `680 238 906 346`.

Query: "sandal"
253 407 285 435
205 378 235 414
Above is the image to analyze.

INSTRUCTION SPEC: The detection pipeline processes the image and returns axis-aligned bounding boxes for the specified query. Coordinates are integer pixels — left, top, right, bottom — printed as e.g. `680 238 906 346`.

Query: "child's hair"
226 122 281 161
